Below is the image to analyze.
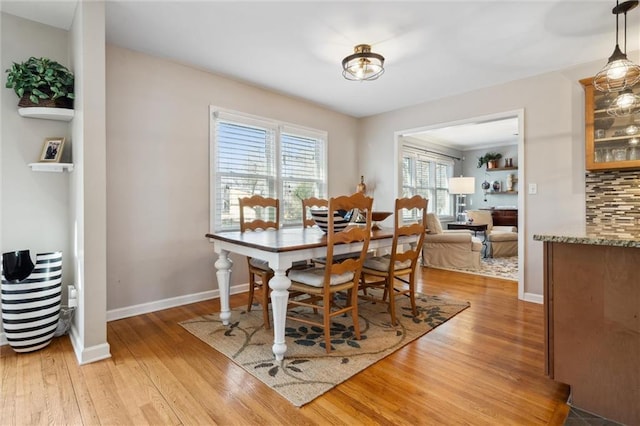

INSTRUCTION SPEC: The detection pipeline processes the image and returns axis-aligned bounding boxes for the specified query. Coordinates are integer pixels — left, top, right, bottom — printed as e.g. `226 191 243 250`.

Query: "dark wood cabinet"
481 208 517 227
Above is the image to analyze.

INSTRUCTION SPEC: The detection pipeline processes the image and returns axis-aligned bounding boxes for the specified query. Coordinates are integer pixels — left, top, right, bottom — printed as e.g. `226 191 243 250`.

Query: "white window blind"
210 108 327 231
402 145 454 218
281 129 326 226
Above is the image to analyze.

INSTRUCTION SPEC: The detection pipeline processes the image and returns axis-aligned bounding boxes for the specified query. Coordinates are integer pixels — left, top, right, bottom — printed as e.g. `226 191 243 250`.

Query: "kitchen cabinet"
581 77 640 171
535 234 640 425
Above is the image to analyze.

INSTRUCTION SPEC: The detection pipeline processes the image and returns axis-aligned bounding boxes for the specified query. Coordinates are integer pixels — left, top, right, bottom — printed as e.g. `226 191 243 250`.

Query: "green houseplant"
477 152 503 169
5 57 75 109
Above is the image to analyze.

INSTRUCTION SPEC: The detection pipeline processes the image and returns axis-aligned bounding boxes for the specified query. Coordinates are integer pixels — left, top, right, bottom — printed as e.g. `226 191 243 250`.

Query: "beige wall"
105 45 359 311
357 53 638 299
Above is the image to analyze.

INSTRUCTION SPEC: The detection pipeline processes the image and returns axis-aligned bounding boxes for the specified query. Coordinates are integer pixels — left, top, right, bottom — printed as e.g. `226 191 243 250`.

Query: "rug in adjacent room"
180 290 469 407
427 256 518 281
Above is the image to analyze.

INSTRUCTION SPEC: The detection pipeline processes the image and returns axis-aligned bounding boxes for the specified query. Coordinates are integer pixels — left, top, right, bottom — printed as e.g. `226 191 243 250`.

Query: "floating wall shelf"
29 163 74 172
18 107 74 122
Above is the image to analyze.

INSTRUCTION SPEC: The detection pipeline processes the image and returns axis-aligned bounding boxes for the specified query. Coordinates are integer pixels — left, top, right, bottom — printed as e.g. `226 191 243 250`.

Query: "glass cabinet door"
581 77 640 171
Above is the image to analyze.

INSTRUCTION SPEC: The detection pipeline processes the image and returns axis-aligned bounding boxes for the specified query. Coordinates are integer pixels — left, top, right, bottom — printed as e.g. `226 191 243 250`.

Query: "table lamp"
449 176 476 222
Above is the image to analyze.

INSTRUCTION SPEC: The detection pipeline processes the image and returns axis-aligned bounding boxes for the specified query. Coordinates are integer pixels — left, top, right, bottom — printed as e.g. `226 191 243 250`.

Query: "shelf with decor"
491 191 518 195
486 167 518 172
29 163 74 173
581 77 640 171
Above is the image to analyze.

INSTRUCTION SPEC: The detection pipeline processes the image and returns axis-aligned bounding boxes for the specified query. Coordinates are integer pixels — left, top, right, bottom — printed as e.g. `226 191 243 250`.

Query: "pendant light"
593 0 640 93
607 88 640 116
342 44 385 81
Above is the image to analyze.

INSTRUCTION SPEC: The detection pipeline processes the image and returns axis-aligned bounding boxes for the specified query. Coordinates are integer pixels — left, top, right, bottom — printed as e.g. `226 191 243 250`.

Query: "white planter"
1 251 62 353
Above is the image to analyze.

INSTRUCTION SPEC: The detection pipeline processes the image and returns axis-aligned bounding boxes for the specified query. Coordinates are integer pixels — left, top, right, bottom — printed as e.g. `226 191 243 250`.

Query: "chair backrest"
301 197 328 228
239 195 280 232
324 192 373 288
466 210 494 231
390 196 428 272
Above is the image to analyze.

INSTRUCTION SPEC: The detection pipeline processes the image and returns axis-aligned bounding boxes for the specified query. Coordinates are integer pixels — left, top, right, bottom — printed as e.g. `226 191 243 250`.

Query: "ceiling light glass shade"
607 89 640 116
593 47 640 92
342 44 385 81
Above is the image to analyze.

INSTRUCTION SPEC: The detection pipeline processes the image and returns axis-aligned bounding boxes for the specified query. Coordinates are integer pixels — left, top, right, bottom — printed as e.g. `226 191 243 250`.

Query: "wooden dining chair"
286 192 373 353
239 195 279 329
359 195 428 326
302 197 328 228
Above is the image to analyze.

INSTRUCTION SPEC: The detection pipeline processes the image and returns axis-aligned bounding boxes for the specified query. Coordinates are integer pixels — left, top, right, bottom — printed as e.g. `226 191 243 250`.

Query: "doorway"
393 109 525 299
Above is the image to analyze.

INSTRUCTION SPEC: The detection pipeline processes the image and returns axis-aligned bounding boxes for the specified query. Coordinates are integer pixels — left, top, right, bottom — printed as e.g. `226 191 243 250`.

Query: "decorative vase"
356 175 367 194
1 251 62 353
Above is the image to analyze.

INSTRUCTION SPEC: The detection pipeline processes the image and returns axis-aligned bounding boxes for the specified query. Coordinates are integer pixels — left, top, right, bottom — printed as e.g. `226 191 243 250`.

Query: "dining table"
205 226 415 360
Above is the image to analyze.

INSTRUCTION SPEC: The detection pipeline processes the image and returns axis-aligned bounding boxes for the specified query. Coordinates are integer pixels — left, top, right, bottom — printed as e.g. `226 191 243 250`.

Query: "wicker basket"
18 92 73 109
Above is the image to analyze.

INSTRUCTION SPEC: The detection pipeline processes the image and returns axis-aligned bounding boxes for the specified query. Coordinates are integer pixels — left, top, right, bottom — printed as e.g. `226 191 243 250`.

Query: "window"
401 146 454 218
210 108 327 231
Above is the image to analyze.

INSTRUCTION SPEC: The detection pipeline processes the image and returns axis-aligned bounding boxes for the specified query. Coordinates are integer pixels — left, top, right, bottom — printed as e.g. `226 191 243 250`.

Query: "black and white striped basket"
1 252 62 353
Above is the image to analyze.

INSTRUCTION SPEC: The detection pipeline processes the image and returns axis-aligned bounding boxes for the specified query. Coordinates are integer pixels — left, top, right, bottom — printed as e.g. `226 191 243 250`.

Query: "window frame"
210 106 328 232
401 146 455 220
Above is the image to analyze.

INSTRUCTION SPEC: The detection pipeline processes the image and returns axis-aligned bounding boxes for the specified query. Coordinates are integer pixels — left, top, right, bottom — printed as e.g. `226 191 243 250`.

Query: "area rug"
180 290 469 407
427 256 518 281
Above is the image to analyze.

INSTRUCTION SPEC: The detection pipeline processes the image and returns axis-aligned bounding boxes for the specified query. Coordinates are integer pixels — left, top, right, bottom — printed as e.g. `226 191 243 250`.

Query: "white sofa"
422 214 482 270
466 210 518 258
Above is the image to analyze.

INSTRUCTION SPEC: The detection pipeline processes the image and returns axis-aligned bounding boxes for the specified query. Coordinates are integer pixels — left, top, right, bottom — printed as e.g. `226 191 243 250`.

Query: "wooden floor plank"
0 266 570 425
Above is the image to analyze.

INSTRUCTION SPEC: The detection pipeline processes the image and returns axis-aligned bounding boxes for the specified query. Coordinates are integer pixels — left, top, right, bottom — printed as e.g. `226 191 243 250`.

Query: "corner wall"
1 13 73 343
105 45 360 312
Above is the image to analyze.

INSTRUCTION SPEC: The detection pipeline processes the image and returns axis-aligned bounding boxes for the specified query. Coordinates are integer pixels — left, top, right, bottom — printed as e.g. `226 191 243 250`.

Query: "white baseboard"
523 292 543 304
0 331 6 346
68 324 112 364
106 283 249 322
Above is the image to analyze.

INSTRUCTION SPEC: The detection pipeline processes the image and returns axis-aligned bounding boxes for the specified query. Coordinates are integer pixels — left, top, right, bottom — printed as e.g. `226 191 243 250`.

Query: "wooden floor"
1 267 570 425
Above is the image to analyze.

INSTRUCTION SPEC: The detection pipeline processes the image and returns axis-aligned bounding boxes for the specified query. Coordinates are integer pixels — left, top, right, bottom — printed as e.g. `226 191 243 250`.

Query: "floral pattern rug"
180 290 469 407
427 256 518 281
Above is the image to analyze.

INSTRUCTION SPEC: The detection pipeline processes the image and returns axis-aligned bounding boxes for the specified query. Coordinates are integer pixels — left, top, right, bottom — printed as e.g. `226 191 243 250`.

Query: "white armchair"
422 214 482 270
466 210 518 258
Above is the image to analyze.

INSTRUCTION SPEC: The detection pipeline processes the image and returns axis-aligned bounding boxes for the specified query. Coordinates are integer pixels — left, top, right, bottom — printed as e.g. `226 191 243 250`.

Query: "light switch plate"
528 183 537 194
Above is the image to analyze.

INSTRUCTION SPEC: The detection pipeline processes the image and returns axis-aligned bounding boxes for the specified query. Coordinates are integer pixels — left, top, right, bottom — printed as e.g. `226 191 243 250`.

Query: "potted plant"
5 57 75 109
477 152 503 169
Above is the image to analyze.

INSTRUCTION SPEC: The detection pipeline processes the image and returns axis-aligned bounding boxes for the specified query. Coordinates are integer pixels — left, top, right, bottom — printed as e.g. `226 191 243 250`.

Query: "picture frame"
39 137 65 163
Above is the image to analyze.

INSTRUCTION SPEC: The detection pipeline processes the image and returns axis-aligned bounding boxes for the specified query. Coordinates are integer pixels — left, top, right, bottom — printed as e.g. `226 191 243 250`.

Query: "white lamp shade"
449 177 476 195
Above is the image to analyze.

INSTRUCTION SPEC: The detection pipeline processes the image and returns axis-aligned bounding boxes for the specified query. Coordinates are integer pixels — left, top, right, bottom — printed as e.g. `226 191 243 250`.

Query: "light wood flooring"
1 267 570 425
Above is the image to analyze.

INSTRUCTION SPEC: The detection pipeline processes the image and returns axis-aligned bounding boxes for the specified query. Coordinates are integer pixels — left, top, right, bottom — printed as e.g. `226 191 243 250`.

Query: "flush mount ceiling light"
594 0 640 92
342 44 385 81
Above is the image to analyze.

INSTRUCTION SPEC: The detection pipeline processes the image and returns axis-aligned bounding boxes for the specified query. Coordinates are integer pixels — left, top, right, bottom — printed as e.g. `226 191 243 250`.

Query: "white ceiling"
2 0 639 145
406 116 520 151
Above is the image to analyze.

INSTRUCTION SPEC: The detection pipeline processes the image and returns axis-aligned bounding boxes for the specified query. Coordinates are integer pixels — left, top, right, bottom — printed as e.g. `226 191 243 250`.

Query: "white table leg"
269 268 291 361
215 249 232 325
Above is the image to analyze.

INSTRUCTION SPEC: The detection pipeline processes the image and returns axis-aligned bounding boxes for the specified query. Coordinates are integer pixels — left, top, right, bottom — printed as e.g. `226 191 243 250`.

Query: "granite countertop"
533 229 640 248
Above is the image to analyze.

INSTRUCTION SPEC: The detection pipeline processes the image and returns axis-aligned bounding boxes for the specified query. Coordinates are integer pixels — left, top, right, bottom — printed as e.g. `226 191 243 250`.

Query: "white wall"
69 1 110 364
105 45 360 312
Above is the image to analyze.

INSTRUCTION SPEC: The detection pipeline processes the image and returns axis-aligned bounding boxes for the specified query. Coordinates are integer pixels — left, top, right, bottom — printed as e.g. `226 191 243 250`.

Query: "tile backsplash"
585 170 640 237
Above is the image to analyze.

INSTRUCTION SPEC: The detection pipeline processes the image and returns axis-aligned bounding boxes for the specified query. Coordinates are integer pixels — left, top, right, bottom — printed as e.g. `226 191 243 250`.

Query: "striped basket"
1 252 62 353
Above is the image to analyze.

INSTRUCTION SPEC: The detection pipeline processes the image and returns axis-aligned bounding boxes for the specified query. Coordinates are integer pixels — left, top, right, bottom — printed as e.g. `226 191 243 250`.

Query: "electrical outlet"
528 183 537 195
